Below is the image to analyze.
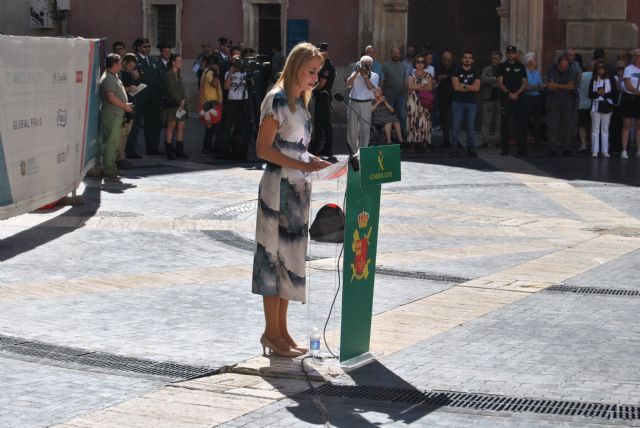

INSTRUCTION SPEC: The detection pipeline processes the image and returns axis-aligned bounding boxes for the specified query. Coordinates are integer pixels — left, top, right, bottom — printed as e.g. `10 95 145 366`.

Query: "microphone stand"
333 93 383 155
320 91 360 171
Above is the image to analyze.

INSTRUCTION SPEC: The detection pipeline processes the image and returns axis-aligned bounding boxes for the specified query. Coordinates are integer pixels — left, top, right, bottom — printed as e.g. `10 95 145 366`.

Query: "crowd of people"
98 39 640 181
99 36 289 180
340 44 640 160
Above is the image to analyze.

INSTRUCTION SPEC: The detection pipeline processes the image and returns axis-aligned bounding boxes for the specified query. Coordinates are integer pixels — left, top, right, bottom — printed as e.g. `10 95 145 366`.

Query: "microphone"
318 90 332 102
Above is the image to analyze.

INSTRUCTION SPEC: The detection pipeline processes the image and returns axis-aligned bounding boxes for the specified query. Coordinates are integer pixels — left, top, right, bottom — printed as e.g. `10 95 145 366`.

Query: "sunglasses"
141 44 151 48
415 60 426 64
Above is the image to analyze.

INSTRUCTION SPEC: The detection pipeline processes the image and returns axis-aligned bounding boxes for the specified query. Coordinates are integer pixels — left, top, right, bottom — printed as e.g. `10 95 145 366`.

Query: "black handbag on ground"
309 204 345 243
597 100 612 114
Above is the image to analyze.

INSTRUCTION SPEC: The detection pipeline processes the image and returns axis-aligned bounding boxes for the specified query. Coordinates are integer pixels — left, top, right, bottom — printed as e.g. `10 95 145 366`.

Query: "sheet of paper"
128 83 147 96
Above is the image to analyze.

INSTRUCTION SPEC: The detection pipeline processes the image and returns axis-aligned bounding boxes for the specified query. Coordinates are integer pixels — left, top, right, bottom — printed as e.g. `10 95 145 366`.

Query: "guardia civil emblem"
351 210 373 281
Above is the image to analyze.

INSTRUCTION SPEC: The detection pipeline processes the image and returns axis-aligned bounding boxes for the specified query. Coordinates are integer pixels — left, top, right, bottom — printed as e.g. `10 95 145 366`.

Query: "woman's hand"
301 156 332 173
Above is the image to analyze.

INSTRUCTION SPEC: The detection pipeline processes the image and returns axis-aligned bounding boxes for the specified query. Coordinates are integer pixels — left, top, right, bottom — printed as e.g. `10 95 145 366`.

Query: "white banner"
0 35 101 220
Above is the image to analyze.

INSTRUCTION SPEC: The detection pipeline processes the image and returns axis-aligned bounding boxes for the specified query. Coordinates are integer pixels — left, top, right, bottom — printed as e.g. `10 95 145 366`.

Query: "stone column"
496 0 511 54
358 0 408 63
496 0 544 59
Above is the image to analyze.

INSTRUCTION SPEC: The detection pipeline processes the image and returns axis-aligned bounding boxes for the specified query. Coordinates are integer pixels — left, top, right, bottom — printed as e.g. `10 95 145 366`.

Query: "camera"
232 55 271 73
356 61 370 72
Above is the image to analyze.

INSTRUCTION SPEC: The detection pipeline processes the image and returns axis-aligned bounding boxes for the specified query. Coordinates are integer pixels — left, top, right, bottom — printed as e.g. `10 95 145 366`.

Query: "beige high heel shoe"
260 334 303 358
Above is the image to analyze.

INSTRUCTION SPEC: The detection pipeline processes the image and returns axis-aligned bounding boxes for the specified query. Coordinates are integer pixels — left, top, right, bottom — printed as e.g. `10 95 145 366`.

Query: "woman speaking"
252 43 331 357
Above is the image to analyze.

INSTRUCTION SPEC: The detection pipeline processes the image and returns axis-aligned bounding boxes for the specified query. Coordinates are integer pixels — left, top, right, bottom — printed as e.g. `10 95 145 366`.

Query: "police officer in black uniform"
496 45 528 156
310 42 337 159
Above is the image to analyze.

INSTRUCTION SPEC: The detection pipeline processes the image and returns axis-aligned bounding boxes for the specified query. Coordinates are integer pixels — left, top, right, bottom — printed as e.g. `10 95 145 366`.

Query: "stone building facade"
2 0 638 71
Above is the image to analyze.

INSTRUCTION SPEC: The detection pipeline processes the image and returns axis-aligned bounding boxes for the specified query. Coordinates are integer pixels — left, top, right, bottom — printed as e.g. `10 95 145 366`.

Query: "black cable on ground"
301 356 331 426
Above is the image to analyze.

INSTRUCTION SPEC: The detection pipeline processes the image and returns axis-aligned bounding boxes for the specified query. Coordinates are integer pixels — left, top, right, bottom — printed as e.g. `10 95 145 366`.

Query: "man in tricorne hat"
310 42 337 160
496 45 528 156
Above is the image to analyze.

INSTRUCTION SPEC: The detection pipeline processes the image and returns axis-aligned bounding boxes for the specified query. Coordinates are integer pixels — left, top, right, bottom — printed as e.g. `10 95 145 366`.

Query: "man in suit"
127 37 163 156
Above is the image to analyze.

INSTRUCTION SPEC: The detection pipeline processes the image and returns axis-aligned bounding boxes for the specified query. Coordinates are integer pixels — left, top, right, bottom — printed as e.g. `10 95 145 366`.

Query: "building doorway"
258 4 281 56
407 0 500 69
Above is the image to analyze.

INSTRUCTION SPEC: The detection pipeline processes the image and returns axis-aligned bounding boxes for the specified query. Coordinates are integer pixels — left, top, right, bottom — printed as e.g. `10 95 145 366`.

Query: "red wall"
67 0 143 51
288 0 359 66
66 0 358 64
181 0 244 59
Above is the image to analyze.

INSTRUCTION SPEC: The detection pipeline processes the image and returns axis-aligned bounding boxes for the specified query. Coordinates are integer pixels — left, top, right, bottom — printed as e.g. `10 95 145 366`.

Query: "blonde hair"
275 42 323 112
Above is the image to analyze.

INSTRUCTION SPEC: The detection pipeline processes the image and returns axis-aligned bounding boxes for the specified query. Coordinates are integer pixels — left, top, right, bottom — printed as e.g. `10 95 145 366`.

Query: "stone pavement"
1 129 640 427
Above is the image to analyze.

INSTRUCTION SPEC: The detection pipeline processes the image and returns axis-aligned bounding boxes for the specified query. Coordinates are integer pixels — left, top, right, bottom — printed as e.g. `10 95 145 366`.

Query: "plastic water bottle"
310 327 321 358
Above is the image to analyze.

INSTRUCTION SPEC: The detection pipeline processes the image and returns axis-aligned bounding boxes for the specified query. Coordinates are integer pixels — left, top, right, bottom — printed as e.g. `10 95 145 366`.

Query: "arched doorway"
407 0 501 68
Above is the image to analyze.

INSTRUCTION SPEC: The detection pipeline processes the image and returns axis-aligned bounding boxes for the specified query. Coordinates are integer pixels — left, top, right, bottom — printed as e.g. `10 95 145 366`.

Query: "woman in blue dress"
252 43 331 357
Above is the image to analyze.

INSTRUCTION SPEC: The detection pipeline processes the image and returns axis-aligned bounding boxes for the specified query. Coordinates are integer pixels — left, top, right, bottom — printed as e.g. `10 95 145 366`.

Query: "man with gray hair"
346 55 379 151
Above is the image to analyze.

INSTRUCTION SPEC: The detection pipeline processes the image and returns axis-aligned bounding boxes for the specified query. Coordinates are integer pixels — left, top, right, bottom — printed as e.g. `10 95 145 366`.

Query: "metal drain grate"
376 267 469 284
604 227 640 238
202 230 257 252
96 211 143 218
307 384 640 421
386 182 525 193
570 182 639 188
0 334 217 380
545 284 640 297
201 201 258 220
201 232 469 282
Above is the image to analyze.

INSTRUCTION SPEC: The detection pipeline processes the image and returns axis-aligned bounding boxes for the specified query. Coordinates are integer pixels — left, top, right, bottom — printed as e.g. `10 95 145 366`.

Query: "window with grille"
155 4 176 47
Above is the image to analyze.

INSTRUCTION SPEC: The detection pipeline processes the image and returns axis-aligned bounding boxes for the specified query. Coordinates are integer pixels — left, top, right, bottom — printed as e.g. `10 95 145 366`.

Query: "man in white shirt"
620 49 640 158
346 55 379 151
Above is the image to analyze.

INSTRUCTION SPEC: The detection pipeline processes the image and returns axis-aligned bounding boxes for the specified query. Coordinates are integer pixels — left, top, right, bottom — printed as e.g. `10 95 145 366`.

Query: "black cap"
506 45 517 53
134 37 149 47
318 42 329 52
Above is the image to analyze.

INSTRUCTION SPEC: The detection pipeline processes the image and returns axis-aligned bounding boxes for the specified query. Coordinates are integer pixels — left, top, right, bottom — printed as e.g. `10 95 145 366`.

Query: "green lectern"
340 144 402 363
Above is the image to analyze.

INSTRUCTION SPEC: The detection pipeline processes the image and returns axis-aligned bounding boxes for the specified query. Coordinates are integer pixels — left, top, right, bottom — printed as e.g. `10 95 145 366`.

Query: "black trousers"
310 97 333 155
223 100 250 160
127 99 161 154
438 95 453 145
202 123 219 151
500 97 526 152
523 94 542 146
610 106 623 154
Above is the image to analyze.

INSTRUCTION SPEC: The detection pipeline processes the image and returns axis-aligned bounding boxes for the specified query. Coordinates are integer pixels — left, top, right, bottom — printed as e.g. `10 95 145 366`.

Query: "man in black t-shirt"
451 51 481 157
310 43 337 159
436 51 454 146
496 45 528 156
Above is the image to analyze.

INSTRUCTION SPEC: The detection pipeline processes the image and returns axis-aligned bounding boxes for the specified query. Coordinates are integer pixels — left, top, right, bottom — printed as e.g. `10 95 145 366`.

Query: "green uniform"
99 71 127 176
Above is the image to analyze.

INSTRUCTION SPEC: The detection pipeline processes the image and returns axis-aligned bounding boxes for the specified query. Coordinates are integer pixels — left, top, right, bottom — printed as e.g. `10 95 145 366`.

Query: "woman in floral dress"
252 43 331 358
406 54 433 151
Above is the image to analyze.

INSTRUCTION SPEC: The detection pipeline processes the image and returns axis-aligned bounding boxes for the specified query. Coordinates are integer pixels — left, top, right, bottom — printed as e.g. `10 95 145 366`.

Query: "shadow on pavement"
261 359 442 427
0 181 104 262
399 144 640 187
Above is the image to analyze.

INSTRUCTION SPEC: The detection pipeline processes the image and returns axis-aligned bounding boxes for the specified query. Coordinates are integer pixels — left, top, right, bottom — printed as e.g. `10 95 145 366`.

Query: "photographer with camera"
222 54 251 160
346 55 379 152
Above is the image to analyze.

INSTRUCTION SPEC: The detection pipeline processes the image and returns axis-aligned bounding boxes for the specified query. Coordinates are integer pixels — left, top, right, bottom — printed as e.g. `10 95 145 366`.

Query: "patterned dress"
406 72 432 147
252 87 312 303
